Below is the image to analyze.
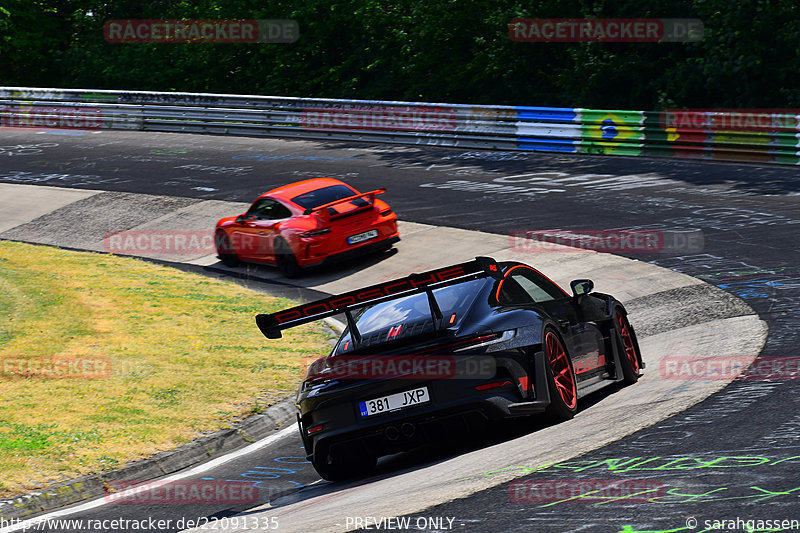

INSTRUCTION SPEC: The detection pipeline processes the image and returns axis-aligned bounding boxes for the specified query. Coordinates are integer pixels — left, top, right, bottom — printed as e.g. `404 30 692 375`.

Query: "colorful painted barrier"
1 87 797 165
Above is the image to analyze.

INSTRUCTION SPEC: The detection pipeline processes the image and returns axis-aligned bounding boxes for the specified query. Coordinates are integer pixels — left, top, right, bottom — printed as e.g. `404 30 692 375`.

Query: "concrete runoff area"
0 183 102 234
0 184 765 532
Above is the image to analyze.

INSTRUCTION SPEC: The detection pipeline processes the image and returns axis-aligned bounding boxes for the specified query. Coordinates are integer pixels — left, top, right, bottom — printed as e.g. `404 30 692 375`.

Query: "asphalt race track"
0 129 799 532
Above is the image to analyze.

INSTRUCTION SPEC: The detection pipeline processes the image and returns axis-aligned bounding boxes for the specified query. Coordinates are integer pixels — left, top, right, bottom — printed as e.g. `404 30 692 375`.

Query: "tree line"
1 0 798 109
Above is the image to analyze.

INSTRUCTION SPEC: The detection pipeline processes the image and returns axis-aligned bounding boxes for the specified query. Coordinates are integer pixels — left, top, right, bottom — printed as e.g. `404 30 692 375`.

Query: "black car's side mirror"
570 279 594 297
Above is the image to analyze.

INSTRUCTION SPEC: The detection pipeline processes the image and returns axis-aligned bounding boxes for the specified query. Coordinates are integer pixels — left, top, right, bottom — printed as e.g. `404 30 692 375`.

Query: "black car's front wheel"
614 310 641 384
543 328 578 421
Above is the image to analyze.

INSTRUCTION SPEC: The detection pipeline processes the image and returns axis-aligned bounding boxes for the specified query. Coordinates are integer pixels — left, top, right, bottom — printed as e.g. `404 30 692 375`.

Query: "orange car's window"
247 199 291 220
269 202 292 219
291 185 360 210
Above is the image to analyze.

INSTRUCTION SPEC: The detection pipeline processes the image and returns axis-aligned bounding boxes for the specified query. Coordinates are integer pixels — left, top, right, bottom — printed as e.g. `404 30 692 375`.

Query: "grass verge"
0 240 332 497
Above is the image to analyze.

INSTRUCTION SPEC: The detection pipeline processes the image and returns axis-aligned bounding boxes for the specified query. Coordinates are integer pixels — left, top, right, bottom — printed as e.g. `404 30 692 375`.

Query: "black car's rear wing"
255 256 504 340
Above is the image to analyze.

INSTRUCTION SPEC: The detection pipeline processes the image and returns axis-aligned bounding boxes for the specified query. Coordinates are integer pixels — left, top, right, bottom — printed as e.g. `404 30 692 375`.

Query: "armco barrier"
1 87 798 165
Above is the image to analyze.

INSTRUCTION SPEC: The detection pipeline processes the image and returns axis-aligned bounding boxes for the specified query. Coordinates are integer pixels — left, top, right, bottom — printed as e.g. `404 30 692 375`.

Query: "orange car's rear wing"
302 188 386 217
255 256 504 340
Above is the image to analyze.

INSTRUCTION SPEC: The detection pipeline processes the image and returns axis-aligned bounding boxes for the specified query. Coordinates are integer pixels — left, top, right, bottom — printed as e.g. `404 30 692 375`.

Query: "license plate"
359 387 430 418
347 229 379 245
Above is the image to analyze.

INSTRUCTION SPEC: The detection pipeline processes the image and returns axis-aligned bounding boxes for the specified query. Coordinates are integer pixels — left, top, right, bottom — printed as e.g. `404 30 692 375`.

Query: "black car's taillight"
451 330 517 352
475 380 512 391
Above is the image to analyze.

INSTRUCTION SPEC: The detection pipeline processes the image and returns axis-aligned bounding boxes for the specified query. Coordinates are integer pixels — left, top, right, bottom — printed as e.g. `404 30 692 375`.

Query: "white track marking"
0 425 296 533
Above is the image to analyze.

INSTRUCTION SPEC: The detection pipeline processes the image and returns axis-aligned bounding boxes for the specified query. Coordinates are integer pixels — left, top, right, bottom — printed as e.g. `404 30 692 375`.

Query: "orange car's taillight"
301 228 331 237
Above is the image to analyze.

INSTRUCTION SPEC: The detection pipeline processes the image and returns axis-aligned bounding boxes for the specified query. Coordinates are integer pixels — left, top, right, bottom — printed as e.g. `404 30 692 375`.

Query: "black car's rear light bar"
255 256 504 340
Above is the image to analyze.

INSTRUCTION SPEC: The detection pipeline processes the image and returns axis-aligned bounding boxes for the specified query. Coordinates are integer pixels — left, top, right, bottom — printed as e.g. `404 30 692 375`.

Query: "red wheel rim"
616 313 640 374
545 331 577 409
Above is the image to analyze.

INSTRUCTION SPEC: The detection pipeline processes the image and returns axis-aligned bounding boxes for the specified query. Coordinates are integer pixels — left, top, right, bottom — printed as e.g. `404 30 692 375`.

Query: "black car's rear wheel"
215 231 240 267
543 329 578 421
614 310 641 384
274 239 301 278
312 450 377 482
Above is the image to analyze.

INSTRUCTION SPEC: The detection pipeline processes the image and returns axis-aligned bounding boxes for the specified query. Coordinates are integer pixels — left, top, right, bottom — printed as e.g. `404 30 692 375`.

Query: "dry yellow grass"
0 241 332 497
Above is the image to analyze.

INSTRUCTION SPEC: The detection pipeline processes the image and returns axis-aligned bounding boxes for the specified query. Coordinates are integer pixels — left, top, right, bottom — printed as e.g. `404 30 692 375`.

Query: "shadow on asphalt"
308 139 800 197
245 381 638 515
202 246 400 301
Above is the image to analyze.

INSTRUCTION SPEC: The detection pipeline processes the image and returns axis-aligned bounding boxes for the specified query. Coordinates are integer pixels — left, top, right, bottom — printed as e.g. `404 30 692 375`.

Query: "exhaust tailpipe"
385 425 400 441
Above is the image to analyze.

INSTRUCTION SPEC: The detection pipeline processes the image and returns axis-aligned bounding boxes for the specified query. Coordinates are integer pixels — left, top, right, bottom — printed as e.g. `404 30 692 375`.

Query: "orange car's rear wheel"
275 239 301 278
215 231 240 267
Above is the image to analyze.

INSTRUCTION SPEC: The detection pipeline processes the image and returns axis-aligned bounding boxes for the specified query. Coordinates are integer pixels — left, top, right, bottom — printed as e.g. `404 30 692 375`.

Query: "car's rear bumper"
297 371 542 461
295 348 563 463
315 394 524 459
300 234 400 268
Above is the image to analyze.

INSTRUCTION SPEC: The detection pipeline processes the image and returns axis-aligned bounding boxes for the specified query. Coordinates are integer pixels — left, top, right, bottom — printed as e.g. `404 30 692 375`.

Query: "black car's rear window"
291 185 357 210
334 278 485 352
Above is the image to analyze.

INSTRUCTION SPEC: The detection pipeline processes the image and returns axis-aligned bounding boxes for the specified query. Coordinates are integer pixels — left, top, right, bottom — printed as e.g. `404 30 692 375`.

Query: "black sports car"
256 257 643 480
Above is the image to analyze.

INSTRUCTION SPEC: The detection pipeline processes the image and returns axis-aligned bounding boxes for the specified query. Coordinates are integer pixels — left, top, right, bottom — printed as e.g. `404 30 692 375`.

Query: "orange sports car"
215 178 400 277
